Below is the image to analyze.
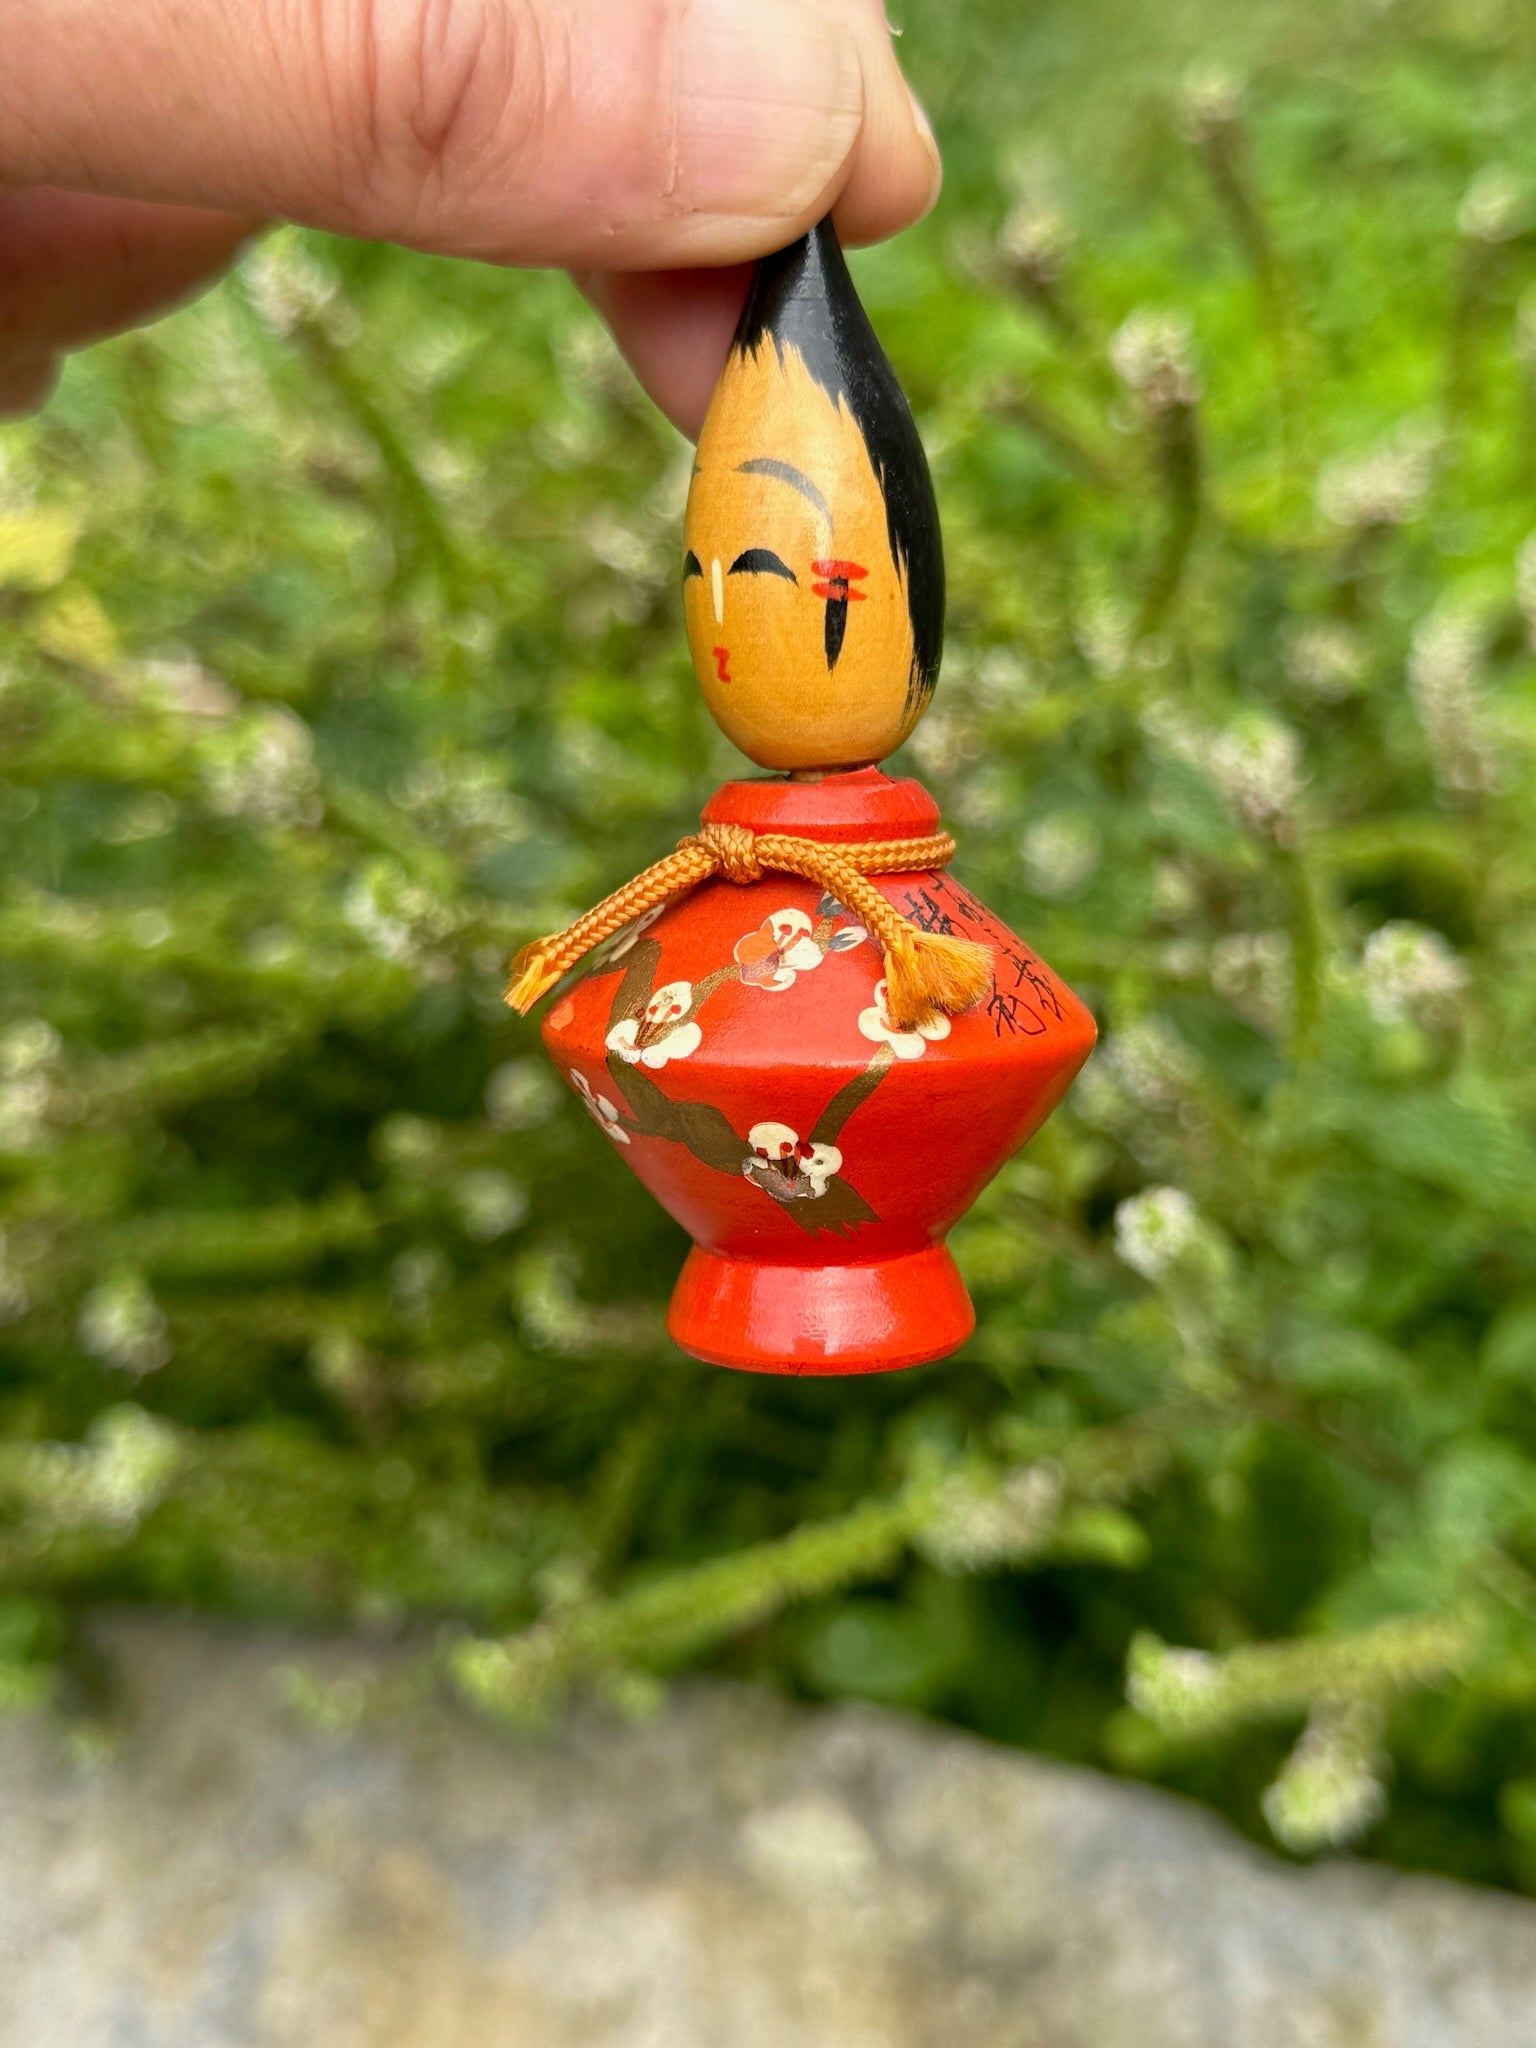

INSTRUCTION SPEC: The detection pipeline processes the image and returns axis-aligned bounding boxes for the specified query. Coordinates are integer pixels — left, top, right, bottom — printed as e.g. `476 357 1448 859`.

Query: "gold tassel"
882 930 995 1033
505 943 562 1015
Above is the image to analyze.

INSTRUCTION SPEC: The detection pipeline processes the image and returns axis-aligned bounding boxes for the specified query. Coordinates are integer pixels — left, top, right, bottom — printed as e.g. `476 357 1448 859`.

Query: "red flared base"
667 1242 975 1376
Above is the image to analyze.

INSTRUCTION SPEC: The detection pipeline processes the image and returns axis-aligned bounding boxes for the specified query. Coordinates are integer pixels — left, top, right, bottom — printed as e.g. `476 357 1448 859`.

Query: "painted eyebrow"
736 458 832 527
729 548 797 582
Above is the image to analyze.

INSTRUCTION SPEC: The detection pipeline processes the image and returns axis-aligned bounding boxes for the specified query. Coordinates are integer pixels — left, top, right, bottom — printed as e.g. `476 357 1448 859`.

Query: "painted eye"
729 548 797 582
682 550 703 581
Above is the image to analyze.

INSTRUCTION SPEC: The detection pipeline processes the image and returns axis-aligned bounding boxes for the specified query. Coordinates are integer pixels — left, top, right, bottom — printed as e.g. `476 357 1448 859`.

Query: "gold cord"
506 821 993 1032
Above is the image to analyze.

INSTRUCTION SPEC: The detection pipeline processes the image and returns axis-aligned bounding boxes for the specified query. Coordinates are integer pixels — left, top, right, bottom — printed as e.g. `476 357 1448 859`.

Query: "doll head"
683 220 944 772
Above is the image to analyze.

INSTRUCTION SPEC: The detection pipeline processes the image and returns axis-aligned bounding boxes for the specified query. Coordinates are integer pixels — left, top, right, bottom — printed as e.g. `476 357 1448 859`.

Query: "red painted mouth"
811 558 869 602
712 645 731 684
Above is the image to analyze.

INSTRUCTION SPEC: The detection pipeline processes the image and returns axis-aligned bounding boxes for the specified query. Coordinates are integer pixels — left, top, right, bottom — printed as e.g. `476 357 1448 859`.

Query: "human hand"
0 0 940 435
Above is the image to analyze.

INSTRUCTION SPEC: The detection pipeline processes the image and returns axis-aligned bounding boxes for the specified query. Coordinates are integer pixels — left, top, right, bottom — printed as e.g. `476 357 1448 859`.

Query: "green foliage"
6 0 1536 1889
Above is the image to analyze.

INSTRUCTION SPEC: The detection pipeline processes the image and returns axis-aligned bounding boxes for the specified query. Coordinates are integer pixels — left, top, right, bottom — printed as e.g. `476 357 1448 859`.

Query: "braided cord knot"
695 821 763 884
506 821 991 1031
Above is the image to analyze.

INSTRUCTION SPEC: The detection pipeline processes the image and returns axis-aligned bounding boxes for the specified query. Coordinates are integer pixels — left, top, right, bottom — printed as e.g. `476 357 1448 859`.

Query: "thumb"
0 0 937 270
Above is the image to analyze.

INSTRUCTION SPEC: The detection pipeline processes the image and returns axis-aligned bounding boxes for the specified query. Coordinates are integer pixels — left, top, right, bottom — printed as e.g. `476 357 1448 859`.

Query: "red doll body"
541 770 1095 1373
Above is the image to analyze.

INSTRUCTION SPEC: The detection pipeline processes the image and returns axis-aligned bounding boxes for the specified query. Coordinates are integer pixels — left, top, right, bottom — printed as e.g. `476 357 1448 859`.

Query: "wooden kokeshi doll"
510 221 1095 1374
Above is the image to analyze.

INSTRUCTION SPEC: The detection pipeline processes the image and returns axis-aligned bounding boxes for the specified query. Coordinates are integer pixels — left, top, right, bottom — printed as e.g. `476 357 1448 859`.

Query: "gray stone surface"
2 1618 1535 2046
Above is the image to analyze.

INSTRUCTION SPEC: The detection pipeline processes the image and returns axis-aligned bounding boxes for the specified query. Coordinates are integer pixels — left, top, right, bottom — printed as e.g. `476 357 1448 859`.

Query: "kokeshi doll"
510 219 1095 1375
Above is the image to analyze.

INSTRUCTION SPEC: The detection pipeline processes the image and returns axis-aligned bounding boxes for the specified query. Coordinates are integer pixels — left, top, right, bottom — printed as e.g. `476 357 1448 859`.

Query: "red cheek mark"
712 645 731 684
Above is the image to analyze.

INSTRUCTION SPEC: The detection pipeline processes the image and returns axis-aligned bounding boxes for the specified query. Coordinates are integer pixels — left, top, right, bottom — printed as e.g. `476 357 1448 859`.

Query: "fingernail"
906 83 943 215
673 0 865 221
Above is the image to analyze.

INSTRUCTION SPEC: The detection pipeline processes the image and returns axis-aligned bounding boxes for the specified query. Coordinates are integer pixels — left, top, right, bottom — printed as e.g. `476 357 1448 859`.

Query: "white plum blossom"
733 905 865 991
742 1121 842 1202
605 981 702 1070
734 907 825 991
1361 921 1468 1025
858 979 952 1061
568 1068 632 1145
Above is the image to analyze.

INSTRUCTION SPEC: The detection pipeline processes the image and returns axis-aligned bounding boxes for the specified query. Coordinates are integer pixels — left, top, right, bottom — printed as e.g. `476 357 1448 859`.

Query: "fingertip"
829 47 942 248
0 358 61 419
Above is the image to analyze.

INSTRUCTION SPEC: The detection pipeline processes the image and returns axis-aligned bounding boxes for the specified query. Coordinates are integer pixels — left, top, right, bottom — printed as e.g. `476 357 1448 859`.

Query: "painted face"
684 341 920 772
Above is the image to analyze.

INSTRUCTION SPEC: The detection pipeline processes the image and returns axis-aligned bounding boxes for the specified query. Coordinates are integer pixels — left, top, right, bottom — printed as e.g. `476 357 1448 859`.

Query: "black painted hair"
731 217 944 718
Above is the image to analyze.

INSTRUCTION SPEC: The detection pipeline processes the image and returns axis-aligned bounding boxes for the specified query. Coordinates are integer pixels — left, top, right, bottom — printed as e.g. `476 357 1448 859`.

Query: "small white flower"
1362 921 1468 1024
0 1020 61 1153
0 1229 27 1325
1262 1705 1388 1855
1458 167 1529 245
1210 930 1292 1034
452 1170 529 1240
1283 621 1367 701
1408 608 1498 796
1022 813 1100 898
605 981 702 1070
1114 1186 1200 1282
1110 308 1201 410
1516 530 1536 651
568 1068 632 1145
244 231 358 344
742 1121 841 1202
343 858 458 973
1107 1018 1201 1110
999 199 1073 285
1207 714 1302 838
485 1059 560 1132
1076 598 1134 680
858 978 952 1061
78 1273 169 1377
1176 64 1244 143
200 706 322 829
1516 289 1536 376
1317 424 1436 531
